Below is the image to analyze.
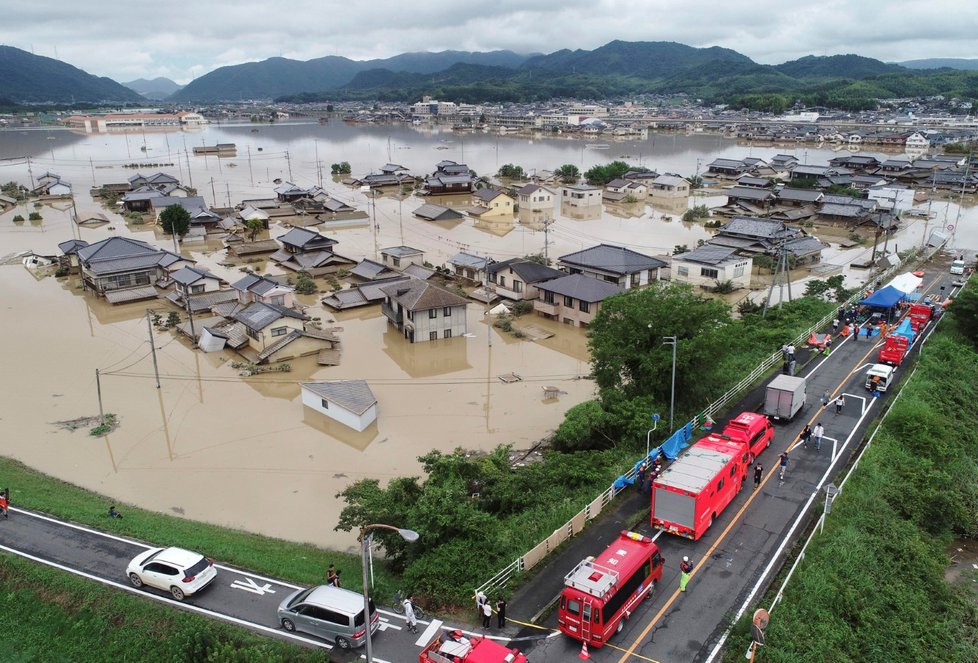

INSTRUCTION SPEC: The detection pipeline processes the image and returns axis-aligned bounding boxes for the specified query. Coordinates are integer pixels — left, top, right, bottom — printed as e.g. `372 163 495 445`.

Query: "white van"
277 585 379 649
950 259 965 275
865 364 895 392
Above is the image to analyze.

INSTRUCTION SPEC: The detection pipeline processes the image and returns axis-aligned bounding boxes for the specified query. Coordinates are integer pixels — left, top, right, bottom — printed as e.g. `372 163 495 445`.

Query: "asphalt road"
517 265 960 663
0 508 525 662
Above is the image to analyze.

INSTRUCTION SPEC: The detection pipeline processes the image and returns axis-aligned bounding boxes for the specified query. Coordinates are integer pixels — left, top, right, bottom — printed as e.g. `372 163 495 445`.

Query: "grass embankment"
0 554 329 662
724 331 978 662
0 456 396 660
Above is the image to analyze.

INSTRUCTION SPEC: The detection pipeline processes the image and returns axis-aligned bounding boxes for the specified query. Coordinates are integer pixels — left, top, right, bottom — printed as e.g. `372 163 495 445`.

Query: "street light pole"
663 336 677 431
359 524 420 662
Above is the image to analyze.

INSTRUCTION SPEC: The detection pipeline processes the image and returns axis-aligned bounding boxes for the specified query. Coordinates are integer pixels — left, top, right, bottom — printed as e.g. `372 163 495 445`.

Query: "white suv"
127 547 217 600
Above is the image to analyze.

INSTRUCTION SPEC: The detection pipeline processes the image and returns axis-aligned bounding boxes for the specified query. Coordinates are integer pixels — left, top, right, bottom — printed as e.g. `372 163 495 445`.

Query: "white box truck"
764 375 807 421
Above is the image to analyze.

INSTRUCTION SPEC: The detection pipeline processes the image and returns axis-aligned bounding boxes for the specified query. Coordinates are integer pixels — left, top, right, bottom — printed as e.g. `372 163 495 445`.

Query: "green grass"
0 553 330 663
722 331 978 662
0 456 394 597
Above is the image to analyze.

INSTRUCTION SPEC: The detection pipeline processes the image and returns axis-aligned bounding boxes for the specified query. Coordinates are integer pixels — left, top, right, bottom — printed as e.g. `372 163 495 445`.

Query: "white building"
301 381 378 432
670 245 752 290
561 183 602 207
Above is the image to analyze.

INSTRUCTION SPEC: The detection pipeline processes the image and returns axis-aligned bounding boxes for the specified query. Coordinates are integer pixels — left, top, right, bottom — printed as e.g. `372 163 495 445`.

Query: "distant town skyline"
4 0 977 85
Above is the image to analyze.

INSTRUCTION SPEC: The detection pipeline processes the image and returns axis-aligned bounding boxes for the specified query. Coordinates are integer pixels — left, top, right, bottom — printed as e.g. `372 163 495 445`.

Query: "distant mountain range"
897 58 978 71
122 77 183 100
169 50 534 102
2 41 977 109
0 45 143 103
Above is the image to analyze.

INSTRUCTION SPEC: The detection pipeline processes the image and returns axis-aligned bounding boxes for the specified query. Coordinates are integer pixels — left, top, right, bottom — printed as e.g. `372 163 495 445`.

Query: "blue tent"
860 285 905 308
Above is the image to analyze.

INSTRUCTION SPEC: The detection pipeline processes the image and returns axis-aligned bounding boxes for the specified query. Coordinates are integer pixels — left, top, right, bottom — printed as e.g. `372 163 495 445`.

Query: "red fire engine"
557 531 664 648
907 303 932 332
419 629 527 663
710 411 774 462
651 435 751 540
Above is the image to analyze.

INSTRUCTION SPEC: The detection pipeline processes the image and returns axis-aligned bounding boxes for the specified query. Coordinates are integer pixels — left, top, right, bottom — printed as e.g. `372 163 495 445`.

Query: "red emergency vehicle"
710 411 774 462
557 531 664 648
651 435 751 540
878 318 916 366
419 629 527 663
907 303 932 332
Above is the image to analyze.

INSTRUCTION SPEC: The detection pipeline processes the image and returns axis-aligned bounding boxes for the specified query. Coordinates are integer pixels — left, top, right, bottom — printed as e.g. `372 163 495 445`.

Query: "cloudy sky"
4 0 977 84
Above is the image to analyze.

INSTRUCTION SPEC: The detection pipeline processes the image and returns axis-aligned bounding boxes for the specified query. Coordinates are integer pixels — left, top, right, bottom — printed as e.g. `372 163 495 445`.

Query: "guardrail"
475 245 936 599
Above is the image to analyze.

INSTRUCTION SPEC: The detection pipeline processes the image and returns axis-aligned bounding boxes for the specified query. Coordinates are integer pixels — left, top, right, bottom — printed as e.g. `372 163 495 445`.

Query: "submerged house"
270 227 355 276
74 236 190 303
380 280 469 343
300 380 378 432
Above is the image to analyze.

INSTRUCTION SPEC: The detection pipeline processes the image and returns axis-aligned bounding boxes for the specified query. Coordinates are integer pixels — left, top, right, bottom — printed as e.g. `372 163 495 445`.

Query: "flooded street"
1 123 975 550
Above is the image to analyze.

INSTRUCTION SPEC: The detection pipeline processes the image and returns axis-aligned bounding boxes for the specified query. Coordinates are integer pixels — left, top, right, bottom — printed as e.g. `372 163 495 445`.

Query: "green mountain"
521 40 752 78
171 50 531 102
122 77 182 100
0 45 144 103
774 54 905 80
898 58 978 71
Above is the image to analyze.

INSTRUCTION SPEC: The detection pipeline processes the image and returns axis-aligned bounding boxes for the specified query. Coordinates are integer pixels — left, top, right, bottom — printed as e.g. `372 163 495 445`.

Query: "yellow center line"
615 279 941 662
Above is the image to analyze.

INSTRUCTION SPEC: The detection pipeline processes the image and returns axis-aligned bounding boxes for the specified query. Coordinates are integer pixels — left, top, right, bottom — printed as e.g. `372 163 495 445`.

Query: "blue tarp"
892 318 916 342
661 422 694 460
860 285 905 308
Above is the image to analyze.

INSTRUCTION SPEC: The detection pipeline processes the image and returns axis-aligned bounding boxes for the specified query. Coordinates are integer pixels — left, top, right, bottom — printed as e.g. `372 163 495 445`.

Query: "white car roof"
156 547 205 568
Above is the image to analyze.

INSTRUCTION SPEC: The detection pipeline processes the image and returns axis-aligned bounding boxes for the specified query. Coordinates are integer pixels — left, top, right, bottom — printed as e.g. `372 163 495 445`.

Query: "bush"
511 300 534 317
28 212 42 221
294 272 318 295
12 214 24 223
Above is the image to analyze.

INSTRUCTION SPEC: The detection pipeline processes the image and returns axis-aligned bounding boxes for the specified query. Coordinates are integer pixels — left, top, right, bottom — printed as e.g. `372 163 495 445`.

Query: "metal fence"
475 246 932 599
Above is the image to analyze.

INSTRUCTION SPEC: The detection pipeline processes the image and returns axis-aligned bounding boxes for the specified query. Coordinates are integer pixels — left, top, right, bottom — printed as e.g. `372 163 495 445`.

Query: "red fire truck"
710 411 774 462
651 435 751 540
878 318 917 366
419 629 527 663
907 303 932 332
557 531 664 648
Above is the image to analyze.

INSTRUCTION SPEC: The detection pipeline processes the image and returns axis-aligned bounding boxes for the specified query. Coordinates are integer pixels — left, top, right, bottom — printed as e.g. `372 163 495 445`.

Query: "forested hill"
0 45 144 103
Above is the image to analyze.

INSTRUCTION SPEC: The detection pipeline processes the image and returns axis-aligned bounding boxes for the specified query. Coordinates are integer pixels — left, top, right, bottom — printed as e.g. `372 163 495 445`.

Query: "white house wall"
301 389 377 432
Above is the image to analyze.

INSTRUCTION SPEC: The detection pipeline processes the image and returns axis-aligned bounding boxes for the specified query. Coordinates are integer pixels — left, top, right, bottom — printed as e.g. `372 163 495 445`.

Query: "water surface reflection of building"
382 326 470 377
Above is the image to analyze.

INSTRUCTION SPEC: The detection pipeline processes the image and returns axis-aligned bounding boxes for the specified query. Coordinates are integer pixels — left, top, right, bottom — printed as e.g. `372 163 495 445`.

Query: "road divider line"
0 542 331 650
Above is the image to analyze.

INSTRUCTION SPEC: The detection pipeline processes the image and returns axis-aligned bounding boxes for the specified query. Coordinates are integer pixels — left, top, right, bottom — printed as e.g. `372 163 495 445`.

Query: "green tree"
584 160 632 186
159 204 190 237
949 283 978 347
587 283 732 409
330 161 351 175
294 272 317 295
245 218 264 242
497 164 526 180
681 205 710 223
554 164 580 183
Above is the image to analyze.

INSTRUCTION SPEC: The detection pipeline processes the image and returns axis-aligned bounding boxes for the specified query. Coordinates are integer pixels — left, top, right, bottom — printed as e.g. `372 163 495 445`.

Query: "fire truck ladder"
580 597 593 643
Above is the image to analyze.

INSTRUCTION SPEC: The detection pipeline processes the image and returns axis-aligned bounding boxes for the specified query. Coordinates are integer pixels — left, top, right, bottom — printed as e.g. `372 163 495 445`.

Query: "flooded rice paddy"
0 123 975 550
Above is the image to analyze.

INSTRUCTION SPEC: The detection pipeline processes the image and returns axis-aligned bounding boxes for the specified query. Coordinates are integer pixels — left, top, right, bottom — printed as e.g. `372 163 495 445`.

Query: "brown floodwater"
1 124 976 551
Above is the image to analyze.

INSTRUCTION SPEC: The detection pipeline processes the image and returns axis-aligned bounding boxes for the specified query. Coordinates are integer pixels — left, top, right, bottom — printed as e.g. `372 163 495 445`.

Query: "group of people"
635 456 663 494
475 590 507 629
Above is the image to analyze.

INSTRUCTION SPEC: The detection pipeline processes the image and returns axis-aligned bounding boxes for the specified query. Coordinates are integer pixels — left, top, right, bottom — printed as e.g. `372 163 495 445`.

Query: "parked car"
277 584 379 649
126 546 217 600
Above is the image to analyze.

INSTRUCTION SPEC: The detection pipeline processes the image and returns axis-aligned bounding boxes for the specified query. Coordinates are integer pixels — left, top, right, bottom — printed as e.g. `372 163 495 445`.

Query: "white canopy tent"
888 272 923 294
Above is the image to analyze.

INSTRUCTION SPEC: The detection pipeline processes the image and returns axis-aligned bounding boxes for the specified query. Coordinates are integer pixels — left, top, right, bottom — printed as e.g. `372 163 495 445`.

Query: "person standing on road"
822 390 831 407
832 317 840 332
787 344 795 360
800 424 812 449
403 594 418 633
482 600 493 628
636 463 647 494
475 590 487 621
835 395 845 415
753 463 763 490
813 422 825 451
680 556 694 592
496 598 507 628
778 452 789 481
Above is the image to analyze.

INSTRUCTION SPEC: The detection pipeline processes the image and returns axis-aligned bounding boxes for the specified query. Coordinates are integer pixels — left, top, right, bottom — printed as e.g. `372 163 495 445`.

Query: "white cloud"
1 0 976 84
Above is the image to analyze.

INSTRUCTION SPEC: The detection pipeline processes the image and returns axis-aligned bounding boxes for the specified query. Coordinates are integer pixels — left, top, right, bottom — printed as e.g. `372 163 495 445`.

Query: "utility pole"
89 157 96 184
663 336 677 431
286 150 294 182
95 368 105 424
146 310 161 389
26 156 35 191
247 146 254 187
315 140 322 188
762 243 791 318
210 178 217 208
184 149 193 188
183 284 197 348
543 217 552 263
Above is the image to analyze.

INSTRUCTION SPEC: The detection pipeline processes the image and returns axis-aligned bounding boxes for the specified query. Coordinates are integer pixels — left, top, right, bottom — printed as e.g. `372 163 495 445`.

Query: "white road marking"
416 619 442 647
379 621 402 631
0 541 331 650
230 577 276 595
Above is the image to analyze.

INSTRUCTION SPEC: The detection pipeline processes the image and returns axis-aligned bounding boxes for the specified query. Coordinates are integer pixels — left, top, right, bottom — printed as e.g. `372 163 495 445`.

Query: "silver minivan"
277 585 379 649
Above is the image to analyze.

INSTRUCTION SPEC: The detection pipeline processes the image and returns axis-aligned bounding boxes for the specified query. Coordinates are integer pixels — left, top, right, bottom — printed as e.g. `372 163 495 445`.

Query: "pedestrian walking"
835 395 845 415
108 505 123 519
636 463 647 494
800 424 812 449
787 344 795 360
778 452 789 481
496 598 507 628
813 422 825 451
851 322 858 340
475 590 487 621
753 463 763 489
679 556 693 592
821 390 831 407
403 595 418 633
326 564 337 586
824 336 833 355
482 600 493 628
832 318 840 332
